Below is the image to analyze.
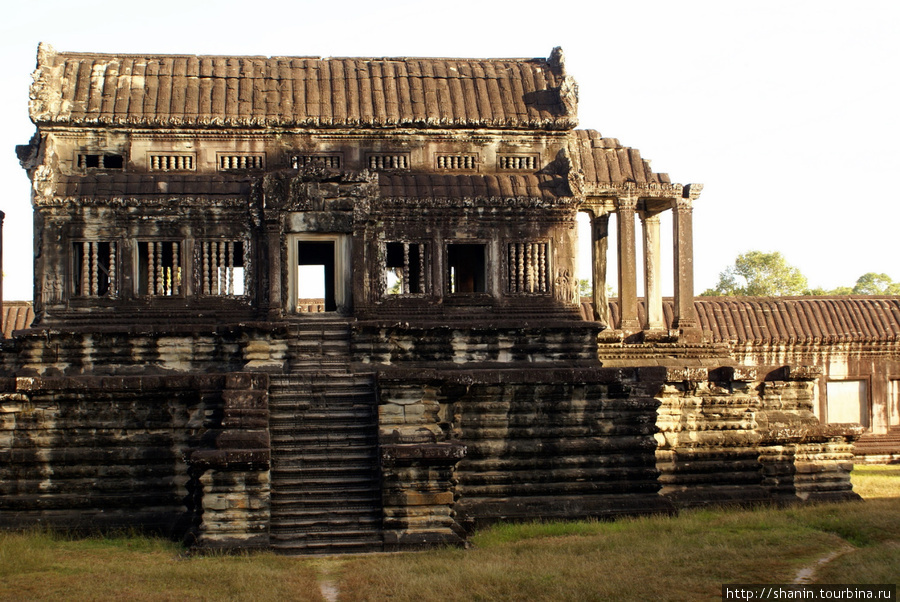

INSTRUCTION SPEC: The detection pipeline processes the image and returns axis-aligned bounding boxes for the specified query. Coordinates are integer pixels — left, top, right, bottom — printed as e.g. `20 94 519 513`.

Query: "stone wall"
0 371 272 546
0 374 224 536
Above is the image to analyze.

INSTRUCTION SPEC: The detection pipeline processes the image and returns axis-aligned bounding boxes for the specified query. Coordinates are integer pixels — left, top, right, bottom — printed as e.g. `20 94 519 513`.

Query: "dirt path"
792 544 856 584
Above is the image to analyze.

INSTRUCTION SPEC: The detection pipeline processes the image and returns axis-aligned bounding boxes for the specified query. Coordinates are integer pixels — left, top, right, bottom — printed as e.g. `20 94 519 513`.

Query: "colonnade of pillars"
588 194 700 342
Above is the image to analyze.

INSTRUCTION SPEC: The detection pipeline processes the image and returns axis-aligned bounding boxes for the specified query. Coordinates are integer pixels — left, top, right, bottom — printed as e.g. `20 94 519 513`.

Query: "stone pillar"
641 212 664 332
265 220 282 320
616 196 640 333
591 211 610 326
672 195 701 342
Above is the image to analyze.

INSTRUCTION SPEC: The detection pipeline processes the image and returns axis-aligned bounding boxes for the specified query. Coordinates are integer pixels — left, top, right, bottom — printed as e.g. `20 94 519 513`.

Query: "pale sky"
1 0 898 300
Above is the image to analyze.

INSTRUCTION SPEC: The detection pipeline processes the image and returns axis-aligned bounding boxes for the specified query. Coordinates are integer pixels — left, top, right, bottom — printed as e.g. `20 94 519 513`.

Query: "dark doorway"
297 241 336 312
448 244 486 293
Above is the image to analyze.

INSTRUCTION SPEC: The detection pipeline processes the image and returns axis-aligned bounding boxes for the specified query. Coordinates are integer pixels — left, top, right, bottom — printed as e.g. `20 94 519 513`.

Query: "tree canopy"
851 272 900 295
703 252 900 297
702 251 808 296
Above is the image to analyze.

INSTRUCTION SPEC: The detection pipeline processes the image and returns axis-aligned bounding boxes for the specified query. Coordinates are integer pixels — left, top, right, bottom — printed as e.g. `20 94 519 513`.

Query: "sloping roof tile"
570 129 672 188
378 173 566 200
53 173 251 197
605 296 900 344
30 45 576 130
2 302 34 338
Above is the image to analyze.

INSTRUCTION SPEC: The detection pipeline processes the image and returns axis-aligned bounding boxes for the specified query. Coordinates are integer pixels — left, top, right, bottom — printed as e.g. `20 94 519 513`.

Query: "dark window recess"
72 241 117 298
385 242 427 295
78 153 124 170
138 241 183 296
448 244 486 293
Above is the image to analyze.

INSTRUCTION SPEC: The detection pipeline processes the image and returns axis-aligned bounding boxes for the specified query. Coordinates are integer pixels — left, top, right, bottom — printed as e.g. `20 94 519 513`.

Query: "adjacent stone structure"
0 44 861 553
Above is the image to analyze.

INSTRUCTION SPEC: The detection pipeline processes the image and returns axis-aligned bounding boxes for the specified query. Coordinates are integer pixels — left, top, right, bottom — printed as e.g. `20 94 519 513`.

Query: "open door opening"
297 241 336 312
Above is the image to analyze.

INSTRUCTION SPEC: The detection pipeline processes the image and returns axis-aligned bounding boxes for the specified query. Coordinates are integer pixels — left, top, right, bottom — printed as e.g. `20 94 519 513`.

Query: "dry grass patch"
1 465 896 600
339 509 850 601
339 468 900 601
0 531 323 602
852 464 900 498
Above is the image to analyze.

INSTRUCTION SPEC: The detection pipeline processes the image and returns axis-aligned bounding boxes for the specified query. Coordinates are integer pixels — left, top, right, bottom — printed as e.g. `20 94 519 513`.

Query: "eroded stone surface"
0 45 860 553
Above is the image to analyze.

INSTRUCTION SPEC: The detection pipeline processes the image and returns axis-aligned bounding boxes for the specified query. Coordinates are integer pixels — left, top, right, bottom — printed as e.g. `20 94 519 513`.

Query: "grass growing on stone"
0 467 897 601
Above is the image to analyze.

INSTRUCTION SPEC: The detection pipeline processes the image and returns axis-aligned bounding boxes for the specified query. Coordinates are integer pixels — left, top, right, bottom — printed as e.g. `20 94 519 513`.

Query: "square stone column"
641 212 664 331
616 196 640 333
591 211 610 326
672 192 701 342
264 220 282 320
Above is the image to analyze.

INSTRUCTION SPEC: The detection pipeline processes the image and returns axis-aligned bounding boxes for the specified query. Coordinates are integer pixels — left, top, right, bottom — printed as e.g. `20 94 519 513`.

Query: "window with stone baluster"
506 241 550 295
137 241 184 297
198 240 246 296
384 242 429 296
72 241 119 298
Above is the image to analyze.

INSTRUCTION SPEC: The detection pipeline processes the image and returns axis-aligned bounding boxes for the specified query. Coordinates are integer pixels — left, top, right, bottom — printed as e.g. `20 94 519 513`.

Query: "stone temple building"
1 44 862 553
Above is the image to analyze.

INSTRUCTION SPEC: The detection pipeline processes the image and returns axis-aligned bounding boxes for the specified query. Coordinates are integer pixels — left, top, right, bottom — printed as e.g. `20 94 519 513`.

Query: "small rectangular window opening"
72 241 117 298
385 242 426 295
508 242 550 294
200 240 245 296
138 241 183 296
78 153 124 170
448 244 486 294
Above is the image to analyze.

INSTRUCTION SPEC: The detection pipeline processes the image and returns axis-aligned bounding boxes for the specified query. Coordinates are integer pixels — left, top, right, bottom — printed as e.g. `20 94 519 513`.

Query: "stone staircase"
854 426 900 462
268 319 384 554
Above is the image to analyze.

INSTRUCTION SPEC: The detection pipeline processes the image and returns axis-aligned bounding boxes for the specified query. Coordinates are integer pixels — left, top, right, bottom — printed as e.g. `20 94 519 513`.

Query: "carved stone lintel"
665 367 708 383
683 183 704 201
784 365 823 381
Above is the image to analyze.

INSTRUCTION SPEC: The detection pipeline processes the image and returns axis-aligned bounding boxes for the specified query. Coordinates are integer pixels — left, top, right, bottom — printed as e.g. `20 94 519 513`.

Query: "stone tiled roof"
2 302 34 338
378 173 568 200
30 44 576 130
570 129 672 188
602 296 900 344
53 173 252 197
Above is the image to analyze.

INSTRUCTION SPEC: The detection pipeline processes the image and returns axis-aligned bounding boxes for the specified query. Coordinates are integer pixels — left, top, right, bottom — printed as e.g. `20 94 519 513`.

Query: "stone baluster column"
616 196 640 333
641 212 664 332
591 211 610 326
673 186 702 341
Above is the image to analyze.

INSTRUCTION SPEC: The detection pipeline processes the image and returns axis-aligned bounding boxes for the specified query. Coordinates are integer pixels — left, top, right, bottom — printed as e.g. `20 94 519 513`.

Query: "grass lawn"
1 466 897 601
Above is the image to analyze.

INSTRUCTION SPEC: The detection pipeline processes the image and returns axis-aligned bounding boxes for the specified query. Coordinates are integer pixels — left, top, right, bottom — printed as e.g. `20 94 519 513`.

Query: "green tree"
702 251 808 296
578 279 592 297
852 272 900 295
805 285 853 296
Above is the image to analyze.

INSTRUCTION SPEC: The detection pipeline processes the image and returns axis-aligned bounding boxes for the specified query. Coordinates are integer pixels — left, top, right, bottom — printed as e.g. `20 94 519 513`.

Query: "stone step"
271 473 379 487
270 536 384 555
271 449 378 462
270 495 381 510
270 488 380 503
270 420 377 432
268 363 382 553
270 432 377 445
270 409 375 419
